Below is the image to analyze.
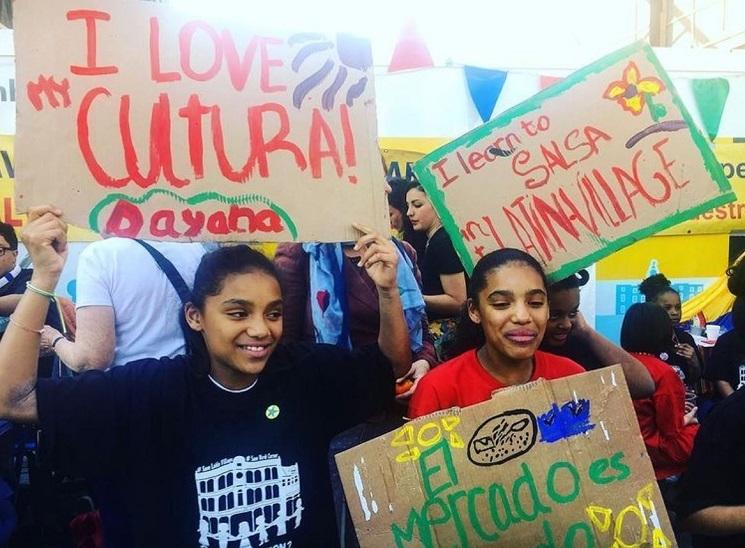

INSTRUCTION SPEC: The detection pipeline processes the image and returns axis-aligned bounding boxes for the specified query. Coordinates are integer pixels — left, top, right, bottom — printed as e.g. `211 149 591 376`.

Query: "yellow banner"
0 135 99 241
380 138 448 181
663 138 745 235
596 233 729 279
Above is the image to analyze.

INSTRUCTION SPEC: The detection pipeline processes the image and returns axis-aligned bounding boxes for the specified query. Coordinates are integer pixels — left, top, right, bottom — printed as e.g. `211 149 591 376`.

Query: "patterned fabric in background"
429 317 458 361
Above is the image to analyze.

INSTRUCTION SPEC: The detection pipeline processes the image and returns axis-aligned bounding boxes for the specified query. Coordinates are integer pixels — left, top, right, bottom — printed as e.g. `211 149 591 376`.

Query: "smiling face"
468 262 548 368
186 271 283 390
656 290 681 325
405 187 439 235
544 287 580 348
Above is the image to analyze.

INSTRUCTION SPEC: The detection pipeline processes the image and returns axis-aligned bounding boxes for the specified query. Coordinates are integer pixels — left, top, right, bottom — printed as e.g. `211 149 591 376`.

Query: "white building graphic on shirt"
195 454 303 547
738 364 745 390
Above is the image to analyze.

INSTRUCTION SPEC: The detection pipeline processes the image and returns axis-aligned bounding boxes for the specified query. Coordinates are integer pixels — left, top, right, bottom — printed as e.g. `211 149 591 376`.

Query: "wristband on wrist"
26 282 57 300
51 335 65 349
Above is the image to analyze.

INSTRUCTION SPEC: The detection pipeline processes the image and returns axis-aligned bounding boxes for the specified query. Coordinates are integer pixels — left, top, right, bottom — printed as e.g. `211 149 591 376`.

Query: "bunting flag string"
539 75 564 89
691 78 730 141
388 20 434 73
464 66 508 123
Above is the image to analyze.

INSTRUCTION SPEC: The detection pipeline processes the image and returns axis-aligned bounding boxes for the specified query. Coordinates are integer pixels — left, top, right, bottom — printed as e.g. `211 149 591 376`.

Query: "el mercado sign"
413 42 735 279
13 0 388 242
337 366 676 547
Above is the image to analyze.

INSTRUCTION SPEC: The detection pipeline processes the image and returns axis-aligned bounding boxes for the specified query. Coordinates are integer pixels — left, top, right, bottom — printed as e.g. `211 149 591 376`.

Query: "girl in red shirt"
408 249 585 419
620 302 698 481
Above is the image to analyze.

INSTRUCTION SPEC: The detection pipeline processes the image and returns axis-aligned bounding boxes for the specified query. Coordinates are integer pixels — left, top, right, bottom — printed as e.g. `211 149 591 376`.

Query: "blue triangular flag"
464 66 508 123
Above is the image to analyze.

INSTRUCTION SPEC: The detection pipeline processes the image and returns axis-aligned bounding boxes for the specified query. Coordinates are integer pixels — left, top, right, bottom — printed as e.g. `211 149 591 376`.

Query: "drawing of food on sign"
467 410 537 466
14 0 388 242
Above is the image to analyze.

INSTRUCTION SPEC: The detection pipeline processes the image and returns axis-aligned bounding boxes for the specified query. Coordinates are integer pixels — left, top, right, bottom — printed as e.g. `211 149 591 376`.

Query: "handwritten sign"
414 43 735 279
337 366 675 547
14 0 388 242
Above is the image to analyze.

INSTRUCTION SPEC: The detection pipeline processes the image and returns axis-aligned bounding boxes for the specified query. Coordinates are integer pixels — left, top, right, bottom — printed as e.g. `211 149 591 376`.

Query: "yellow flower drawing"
604 61 665 116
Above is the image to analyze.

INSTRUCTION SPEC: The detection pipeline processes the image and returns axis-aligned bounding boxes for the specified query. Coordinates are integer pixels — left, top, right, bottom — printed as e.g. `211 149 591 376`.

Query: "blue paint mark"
537 399 595 443
66 279 77 302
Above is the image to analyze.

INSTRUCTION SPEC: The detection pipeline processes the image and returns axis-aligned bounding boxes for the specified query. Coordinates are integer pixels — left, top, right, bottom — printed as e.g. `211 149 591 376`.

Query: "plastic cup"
705 324 721 341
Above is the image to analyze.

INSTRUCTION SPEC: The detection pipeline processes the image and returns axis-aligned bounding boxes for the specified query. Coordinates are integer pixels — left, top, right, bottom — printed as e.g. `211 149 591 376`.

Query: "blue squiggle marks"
537 398 596 443
293 59 334 108
346 76 368 106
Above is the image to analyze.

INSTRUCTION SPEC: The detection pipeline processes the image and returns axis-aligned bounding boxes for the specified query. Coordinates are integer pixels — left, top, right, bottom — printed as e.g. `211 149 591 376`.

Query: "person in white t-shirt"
41 237 206 370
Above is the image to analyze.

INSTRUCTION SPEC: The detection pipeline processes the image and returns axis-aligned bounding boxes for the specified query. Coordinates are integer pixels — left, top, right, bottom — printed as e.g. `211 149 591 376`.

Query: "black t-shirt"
541 335 603 371
678 389 745 547
36 342 394 548
708 330 745 393
421 228 465 319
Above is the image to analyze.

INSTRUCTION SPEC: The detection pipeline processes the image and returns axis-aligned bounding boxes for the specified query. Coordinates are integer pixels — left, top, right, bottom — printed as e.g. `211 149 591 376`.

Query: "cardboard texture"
0 135 98 241
14 0 388 242
413 43 735 280
337 366 676 547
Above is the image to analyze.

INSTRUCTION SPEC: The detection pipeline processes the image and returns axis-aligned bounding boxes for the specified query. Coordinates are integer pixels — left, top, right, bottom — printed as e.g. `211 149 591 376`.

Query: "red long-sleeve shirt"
632 353 699 480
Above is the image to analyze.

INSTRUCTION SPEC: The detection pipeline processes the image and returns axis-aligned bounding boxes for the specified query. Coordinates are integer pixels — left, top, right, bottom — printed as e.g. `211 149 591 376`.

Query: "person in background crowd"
708 266 745 399
408 249 587 418
620 302 698 540
639 274 703 388
405 181 466 358
274 237 435 400
540 270 653 398
386 179 406 237
387 177 426 260
40 237 205 371
679 256 745 547
0 206 411 547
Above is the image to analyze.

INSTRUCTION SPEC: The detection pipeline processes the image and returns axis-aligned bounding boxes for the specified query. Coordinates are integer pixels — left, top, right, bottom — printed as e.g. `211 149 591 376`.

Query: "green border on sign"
413 42 735 281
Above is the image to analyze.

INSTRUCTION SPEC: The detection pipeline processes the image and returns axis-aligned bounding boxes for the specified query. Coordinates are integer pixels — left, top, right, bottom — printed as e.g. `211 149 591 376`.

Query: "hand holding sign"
353 223 398 291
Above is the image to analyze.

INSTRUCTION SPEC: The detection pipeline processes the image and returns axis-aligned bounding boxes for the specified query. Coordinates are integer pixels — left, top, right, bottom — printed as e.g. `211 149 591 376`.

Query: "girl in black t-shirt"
0 206 412 547
405 182 467 358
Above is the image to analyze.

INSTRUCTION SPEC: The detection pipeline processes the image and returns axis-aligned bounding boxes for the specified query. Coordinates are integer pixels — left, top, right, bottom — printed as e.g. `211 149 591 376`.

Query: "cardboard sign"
0 135 99 241
337 366 675 547
413 43 735 280
14 0 388 242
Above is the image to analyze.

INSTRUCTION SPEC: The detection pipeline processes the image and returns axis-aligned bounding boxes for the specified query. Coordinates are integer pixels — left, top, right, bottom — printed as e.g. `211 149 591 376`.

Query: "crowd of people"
0 176 741 547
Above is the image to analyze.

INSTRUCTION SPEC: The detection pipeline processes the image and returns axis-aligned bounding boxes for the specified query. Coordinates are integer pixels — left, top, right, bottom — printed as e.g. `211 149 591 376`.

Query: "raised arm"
353 224 411 378
0 206 67 423
573 312 654 399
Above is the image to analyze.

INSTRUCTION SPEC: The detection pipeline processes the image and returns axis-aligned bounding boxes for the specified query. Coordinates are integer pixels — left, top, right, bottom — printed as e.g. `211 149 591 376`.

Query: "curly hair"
639 273 677 303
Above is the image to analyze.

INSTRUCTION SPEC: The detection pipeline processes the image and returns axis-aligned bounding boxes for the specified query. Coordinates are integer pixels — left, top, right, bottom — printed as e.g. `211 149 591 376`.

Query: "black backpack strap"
134 240 191 304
